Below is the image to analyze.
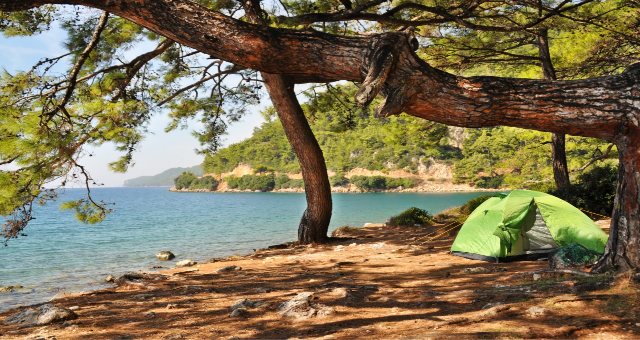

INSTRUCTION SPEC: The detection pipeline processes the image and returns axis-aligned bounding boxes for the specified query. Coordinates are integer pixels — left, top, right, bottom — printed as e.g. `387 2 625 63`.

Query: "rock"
229 308 249 318
0 285 25 293
5 304 77 327
217 265 241 273
533 273 542 281
114 271 166 284
176 259 197 267
105 275 115 283
230 298 263 310
462 267 491 274
482 302 503 310
329 287 349 298
156 250 175 261
278 292 334 320
526 306 547 318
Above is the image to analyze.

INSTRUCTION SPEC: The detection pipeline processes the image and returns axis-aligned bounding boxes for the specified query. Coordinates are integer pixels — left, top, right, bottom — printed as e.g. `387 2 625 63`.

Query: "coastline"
168 184 504 194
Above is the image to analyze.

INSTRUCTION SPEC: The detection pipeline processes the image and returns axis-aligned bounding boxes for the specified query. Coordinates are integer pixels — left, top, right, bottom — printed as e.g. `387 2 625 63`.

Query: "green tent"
451 190 608 262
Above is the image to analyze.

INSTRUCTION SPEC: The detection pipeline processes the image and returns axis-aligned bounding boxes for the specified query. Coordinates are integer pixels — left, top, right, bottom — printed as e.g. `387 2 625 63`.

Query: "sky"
0 21 266 187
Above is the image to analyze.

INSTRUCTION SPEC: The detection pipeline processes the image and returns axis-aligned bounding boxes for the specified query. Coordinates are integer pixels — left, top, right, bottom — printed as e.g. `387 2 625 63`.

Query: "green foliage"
0 7 56 36
350 176 416 191
60 199 110 224
188 176 219 191
226 174 276 192
388 207 433 227
174 172 218 191
458 195 498 216
174 172 198 190
0 9 261 241
550 165 617 216
454 127 615 190
329 173 349 187
204 83 456 175
274 174 304 190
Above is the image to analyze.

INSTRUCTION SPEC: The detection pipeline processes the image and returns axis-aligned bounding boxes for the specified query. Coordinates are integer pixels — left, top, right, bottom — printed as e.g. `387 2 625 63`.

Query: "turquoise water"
0 188 485 311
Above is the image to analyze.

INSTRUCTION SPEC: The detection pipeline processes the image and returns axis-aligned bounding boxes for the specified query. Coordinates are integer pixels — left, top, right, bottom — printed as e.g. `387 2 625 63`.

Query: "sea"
0 187 487 312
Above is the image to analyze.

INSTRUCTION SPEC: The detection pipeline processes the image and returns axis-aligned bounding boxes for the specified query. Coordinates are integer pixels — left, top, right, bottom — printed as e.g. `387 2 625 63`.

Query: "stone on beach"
156 251 175 261
5 304 77 327
217 265 241 273
176 260 197 267
278 292 334 320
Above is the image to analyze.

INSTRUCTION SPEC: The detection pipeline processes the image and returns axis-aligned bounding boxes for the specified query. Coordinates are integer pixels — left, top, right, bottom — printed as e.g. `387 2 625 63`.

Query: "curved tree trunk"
594 128 640 271
262 75 332 243
243 0 332 244
538 28 570 190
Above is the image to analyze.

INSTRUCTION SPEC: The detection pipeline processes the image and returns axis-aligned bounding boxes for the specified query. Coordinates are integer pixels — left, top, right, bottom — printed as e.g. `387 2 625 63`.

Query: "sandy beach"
1 222 638 339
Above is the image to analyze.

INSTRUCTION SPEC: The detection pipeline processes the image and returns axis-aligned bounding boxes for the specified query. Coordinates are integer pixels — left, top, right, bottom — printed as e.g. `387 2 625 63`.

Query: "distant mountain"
124 165 203 187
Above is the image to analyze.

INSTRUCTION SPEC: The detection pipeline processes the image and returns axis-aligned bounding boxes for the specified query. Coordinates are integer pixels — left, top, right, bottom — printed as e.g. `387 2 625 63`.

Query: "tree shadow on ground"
0 225 635 339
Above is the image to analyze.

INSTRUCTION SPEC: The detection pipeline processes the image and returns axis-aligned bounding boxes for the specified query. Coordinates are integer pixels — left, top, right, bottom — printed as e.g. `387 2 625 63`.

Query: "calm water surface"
0 187 487 311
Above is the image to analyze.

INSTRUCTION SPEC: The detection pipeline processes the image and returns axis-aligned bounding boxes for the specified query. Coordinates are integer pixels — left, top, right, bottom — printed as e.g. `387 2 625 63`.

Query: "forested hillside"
203 84 615 191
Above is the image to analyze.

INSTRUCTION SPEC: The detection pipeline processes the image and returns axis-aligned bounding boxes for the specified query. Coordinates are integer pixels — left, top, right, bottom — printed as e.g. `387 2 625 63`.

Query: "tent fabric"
450 190 608 262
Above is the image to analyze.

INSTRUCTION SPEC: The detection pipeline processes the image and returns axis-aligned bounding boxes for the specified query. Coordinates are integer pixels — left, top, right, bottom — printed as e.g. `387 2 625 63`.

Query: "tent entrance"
521 208 558 254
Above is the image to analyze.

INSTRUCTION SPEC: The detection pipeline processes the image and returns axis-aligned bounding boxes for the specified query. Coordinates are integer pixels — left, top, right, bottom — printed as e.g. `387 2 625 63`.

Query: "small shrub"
174 172 218 190
551 164 617 216
459 195 498 216
388 207 433 226
189 176 219 190
174 172 197 190
433 194 499 224
274 174 304 189
351 175 387 191
350 176 417 191
386 177 418 189
330 174 349 187
225 174 276 191
254 165 274 173
474 175 504 189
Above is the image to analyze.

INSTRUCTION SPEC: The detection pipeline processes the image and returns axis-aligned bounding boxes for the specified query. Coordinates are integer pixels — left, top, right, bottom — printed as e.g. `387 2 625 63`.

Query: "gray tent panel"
524 209 559 253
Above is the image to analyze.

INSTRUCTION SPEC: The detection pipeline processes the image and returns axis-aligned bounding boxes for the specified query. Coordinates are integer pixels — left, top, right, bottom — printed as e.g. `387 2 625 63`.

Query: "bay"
0 187 487 311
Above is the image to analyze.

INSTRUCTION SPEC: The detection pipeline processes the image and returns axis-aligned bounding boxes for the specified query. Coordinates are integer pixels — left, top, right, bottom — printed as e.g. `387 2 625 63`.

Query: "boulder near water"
156 251 175 261
176 259 197 267
5 304 77 327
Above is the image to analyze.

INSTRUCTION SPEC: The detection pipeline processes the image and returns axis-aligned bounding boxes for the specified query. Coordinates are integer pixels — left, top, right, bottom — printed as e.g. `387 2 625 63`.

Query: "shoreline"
168 187 505 194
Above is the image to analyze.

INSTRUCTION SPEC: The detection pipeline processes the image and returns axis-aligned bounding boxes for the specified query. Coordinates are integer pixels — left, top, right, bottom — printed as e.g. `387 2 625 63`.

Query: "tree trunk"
538 28 570 190
262 75 332 244
594 127 640 271
243 0 332 244
551 133 571 189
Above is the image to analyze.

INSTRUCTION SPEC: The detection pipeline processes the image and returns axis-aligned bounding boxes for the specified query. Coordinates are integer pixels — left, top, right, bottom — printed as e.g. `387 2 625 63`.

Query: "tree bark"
262 75 332 244
537 28 570 190
243 0 332 244
551 133 571 189
594 127 640 271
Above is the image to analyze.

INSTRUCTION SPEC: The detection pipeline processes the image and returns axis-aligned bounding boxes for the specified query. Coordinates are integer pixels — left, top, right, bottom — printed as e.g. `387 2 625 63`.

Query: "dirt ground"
1 222 639 339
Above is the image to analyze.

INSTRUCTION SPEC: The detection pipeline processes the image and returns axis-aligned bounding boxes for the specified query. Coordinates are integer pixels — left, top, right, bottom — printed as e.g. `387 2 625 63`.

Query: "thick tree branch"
1 0 639 140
